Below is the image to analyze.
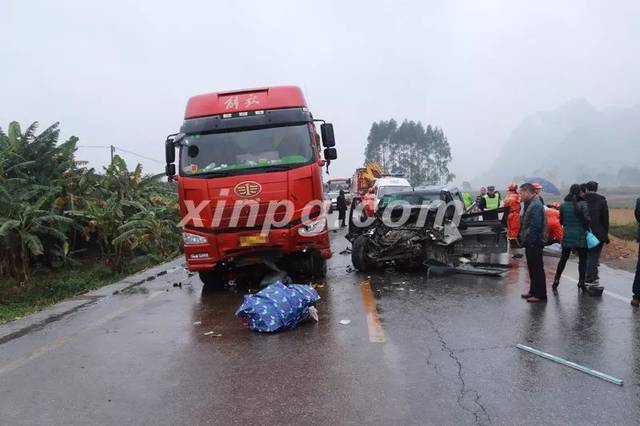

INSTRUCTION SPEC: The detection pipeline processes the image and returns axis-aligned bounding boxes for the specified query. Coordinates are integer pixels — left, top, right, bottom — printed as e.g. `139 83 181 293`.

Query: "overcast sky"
2 0 639 181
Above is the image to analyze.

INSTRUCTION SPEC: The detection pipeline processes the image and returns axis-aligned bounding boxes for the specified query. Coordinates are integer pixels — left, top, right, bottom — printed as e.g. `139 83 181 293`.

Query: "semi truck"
165 86 337 287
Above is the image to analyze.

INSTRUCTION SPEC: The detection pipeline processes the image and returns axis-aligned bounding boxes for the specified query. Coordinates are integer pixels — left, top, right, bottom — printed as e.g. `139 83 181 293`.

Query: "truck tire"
351 235 370 272
313 257 327 279
199 269 226 290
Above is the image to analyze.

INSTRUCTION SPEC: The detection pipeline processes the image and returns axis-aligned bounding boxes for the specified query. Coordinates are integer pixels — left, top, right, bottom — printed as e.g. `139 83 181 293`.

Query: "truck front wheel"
199 269 226 290
312 255 327 279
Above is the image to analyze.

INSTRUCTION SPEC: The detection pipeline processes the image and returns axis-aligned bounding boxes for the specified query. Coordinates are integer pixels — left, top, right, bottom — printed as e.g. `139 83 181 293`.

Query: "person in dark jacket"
519 183 547 302
583 181 609 284
553 184 591 291
631 197 640 307
336 190 348 228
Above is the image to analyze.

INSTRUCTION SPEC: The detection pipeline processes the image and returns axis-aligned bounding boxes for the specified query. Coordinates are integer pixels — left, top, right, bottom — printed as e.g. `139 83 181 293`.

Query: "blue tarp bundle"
235 282 320 333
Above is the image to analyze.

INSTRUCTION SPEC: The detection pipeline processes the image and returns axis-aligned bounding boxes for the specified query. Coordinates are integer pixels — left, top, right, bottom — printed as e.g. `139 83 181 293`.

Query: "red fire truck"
165 86 337 287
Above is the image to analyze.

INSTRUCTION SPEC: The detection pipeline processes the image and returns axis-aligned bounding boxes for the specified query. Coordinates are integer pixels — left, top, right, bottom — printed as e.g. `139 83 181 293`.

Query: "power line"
113 146 163 164
77 144 163 164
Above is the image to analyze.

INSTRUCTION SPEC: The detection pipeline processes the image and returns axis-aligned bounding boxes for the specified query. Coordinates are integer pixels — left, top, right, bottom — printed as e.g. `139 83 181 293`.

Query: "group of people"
514 180 640 306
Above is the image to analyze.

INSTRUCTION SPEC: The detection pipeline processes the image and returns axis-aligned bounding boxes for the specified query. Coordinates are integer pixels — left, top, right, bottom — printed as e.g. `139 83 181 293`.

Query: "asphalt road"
1 217 640 425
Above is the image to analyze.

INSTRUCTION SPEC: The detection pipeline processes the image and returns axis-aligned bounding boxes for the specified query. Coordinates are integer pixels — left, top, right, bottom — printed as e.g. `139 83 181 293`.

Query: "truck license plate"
239 235 269 247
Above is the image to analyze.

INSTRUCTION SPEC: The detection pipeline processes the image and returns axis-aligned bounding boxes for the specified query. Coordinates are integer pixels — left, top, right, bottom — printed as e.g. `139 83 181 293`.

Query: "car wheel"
351 235 371 272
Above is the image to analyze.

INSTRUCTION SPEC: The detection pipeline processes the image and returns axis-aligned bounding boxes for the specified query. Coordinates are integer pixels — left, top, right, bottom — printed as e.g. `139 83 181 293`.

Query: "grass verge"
609 223 638 241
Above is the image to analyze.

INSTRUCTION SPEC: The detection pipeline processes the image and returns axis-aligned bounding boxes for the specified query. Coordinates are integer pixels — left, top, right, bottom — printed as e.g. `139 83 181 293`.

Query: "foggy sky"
2 0 639 182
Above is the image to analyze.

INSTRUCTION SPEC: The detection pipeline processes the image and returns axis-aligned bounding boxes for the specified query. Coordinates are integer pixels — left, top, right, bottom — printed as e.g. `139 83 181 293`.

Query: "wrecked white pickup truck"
346 188 509 275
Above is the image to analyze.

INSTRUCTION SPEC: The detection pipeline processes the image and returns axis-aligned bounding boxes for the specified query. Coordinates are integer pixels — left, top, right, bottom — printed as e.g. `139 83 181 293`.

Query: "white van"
373 176 413 208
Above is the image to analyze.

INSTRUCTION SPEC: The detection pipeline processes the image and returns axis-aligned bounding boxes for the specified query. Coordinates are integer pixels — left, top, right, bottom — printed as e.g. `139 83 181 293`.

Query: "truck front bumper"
182 224 332 272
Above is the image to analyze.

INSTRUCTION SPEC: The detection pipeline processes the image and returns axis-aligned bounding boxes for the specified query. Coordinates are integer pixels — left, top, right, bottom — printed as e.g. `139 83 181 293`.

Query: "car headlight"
182 231 208 245
299 219 327 236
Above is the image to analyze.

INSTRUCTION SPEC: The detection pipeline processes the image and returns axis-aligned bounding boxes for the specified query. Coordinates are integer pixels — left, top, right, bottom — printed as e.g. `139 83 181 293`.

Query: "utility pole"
110 145 115 163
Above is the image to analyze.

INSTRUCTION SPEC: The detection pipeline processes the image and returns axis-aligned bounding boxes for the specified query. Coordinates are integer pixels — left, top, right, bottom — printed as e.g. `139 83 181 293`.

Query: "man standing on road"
519 183 547 303
481 186 501 221
336 190 348 228
583 181 609 284
631 197 640 307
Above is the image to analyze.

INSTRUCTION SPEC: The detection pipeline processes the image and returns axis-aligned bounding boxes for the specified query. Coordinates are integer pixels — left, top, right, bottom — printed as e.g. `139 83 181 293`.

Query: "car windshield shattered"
180 124 314 176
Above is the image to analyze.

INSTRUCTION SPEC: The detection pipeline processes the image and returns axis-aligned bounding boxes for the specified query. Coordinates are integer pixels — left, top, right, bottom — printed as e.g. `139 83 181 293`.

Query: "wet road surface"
1 219 640 425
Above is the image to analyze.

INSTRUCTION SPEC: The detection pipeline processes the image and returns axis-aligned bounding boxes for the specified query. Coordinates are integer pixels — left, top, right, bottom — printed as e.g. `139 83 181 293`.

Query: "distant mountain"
476 98 640 189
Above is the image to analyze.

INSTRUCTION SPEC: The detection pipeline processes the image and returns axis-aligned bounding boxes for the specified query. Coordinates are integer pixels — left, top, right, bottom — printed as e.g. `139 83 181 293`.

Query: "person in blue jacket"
519 183 547 303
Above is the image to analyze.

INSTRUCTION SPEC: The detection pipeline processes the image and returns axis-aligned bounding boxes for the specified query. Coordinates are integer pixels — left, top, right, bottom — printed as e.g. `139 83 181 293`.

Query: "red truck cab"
165 86 337 287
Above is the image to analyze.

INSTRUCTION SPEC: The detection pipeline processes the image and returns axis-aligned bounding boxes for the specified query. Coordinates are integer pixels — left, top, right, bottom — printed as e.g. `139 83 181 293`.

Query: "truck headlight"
299 219 326 236
182 231 208 245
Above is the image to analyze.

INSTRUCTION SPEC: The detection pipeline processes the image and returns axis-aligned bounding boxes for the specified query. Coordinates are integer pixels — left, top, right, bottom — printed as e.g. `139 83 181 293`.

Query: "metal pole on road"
516 343 624 386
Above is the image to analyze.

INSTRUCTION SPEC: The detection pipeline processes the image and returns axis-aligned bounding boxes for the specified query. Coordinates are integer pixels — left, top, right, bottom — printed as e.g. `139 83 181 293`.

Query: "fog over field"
2 0 639 183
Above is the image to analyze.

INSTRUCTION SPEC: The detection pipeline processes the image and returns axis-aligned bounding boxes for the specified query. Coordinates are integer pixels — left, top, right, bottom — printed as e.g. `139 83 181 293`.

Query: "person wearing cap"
480 185 501 221
532 182 545 205
503 183 521 246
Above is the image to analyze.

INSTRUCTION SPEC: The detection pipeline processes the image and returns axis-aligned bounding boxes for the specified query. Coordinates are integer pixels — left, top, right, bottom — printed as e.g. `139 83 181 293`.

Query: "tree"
0 186 73 284
364 119 454 186
0 121 180 285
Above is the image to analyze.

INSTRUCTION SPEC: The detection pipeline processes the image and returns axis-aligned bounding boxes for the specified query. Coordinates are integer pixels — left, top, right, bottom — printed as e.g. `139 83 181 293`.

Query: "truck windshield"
180 124 313 176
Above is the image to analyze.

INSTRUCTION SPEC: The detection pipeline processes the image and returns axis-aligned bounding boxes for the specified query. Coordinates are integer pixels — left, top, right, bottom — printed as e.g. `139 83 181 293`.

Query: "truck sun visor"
181 108 311 135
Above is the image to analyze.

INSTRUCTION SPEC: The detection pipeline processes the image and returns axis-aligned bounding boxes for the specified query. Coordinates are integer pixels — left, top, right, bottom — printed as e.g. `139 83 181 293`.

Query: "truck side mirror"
320 123 335 147
165 138 175 164
324 147 337 160
166 163 176 178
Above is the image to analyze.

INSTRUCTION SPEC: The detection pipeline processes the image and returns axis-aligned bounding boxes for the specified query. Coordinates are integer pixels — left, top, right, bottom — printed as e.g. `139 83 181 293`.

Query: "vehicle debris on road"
339 319 351 325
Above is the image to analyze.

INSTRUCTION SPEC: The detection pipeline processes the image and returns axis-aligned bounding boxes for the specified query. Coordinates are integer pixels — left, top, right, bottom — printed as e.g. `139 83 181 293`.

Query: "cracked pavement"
1 219 640 425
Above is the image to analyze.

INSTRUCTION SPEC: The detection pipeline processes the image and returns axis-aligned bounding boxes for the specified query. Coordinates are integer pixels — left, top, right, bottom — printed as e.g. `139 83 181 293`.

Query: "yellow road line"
360 279 385 343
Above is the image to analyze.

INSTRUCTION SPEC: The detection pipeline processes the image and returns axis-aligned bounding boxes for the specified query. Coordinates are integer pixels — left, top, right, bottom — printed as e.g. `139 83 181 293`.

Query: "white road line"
563 275 629 303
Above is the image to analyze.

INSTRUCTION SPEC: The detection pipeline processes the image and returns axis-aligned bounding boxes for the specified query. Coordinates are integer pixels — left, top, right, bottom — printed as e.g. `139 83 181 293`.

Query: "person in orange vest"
546 202 563 244
503 183 521 246
363 187 376 217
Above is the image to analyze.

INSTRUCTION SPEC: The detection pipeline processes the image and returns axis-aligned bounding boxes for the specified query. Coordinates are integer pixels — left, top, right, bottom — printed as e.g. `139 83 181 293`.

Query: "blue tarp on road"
235 282 320 333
